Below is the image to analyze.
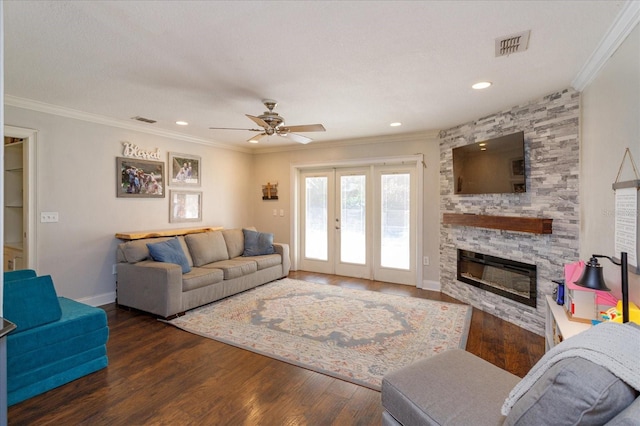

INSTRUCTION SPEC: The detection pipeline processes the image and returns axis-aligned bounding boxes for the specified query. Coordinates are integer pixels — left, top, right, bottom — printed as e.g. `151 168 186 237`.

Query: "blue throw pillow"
242 229 275 256
146 237 191 273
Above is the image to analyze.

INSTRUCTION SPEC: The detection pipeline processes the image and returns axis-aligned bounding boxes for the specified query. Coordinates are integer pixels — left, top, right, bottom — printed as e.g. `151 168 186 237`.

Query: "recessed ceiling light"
248 139 259 144
472 81 492 90
479 143 487 147
390 122 402 127
176 121 189 126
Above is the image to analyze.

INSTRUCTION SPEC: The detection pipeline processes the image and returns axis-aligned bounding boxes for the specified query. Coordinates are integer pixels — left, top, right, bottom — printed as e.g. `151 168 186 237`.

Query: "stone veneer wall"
439 88 580 336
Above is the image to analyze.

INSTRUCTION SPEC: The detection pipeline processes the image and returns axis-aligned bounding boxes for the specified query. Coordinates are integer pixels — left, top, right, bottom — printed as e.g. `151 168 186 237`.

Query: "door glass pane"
340 175 366 264
381 173 410 269
305 176 328 260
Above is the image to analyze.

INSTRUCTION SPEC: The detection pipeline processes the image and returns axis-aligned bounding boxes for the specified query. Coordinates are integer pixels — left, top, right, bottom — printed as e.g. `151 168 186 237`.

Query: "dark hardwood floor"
8 271 544 425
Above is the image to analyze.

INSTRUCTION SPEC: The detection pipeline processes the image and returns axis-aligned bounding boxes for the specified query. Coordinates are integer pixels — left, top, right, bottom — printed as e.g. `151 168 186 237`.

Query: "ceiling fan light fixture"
472 81 492 90
210 100 325 145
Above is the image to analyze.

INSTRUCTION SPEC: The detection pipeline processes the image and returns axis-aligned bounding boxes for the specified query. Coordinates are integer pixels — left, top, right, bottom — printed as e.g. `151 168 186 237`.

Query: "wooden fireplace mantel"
442 213 552 234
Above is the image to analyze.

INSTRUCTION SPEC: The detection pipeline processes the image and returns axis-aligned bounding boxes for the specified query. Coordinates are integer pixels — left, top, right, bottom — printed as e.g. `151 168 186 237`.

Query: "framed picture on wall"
169 152 201 187
116 157 165 198
170 190 202 223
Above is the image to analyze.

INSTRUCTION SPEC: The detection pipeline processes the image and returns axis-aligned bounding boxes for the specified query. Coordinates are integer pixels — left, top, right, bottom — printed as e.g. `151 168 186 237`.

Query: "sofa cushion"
185 231 229 267
4 269 37 282
382 349 520 426
3 275 62 333
147 237 191 273
608 397 640 425
182 267 225 292
242 229 275 256
177 236 194 267
222 228 245 259
120 237 171 263
203 259 258 280
504 357 637 426
7 297 107 356
251 254 282 270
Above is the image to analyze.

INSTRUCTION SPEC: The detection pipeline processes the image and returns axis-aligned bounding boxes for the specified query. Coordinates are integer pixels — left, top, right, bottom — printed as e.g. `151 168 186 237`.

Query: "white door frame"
4 125 38 270
291 155 423 286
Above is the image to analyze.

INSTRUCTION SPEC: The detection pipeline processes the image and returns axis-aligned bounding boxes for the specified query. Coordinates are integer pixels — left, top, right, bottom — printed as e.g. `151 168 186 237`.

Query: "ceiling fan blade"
247 133 268 143
209 126 263 131
284 124 326 133
282 132 313 144
246 114 270 129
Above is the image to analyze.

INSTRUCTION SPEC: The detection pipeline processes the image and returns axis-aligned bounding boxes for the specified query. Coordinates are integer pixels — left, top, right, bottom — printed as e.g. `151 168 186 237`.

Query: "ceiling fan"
209 99 325 144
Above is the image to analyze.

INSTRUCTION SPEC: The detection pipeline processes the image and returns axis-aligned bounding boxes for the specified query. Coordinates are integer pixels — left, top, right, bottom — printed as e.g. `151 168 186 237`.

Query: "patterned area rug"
168 278 471 390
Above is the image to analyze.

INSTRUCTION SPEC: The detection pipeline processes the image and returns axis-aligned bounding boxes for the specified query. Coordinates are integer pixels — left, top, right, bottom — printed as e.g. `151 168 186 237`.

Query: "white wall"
5 105 254 305
251 132 441 286
5 17 637 307
581 23 640 306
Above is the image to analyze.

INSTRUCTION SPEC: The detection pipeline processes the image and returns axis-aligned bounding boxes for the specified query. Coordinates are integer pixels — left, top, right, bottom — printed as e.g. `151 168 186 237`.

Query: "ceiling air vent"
495 30 530 57
131 116 157 124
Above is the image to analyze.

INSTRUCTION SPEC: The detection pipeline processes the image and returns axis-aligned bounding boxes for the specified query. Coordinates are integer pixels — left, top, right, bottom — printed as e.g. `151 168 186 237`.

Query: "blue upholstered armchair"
3 269 109 406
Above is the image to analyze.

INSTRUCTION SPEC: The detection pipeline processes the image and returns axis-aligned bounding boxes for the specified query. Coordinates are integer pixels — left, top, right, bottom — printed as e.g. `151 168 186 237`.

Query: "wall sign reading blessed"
122 142 161 160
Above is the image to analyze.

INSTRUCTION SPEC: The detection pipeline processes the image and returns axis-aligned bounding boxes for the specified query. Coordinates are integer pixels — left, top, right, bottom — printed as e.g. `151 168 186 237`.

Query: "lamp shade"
574 257 611 291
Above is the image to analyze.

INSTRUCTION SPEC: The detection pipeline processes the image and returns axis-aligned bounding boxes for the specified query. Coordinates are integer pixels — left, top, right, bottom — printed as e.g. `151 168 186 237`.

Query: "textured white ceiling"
3 1 626 149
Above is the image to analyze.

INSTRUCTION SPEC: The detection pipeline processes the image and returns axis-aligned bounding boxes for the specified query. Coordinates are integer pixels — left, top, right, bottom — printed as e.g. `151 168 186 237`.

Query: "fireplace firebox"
457 249 537 308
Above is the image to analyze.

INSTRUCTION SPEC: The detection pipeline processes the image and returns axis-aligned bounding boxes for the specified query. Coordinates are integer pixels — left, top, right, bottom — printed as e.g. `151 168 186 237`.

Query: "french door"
298 164 416 285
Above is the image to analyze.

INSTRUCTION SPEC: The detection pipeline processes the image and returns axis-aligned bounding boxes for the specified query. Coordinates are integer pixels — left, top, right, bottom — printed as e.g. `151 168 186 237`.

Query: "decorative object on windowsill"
612 147 640 274
574 252 639 325
262 182 278 200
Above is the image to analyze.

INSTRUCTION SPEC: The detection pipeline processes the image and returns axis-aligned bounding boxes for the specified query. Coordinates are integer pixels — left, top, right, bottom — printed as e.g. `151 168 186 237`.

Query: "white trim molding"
573 0 640 91
4 95 252 153
421 280 441 292
77 291 116 308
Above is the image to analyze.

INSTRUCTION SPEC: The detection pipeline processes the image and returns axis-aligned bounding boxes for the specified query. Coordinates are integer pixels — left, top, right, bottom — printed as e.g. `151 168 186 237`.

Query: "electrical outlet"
423 256 430 266
41 212 59 223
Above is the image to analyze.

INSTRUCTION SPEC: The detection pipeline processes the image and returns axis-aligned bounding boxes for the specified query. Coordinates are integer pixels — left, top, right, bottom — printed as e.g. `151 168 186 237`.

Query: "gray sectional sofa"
382 322 640 425
116 228 290 318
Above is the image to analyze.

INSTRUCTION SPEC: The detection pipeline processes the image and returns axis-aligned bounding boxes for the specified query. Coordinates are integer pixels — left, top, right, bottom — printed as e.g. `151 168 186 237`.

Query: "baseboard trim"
77 291 116 307
421 280 441 291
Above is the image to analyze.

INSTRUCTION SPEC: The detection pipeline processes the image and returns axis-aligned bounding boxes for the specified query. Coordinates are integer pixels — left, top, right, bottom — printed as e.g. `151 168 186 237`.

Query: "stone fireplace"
439 88 581 336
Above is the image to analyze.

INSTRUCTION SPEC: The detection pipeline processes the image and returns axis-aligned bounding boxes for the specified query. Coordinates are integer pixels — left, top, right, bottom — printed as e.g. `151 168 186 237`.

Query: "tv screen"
452 131 525 195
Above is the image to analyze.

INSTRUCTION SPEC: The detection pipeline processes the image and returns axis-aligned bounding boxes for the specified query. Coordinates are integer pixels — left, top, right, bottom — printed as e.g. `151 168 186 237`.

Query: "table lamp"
574 252 629 323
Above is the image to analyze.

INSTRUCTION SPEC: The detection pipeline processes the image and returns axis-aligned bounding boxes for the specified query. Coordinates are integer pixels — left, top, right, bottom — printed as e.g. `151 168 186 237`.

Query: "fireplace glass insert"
457 249 537 307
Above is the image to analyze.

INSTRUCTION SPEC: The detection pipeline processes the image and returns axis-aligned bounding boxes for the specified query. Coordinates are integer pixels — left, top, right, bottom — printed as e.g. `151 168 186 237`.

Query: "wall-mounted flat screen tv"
453 131 525 195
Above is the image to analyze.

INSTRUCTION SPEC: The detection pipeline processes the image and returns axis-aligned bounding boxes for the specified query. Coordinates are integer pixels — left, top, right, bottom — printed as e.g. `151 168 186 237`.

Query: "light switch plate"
41 212 59 223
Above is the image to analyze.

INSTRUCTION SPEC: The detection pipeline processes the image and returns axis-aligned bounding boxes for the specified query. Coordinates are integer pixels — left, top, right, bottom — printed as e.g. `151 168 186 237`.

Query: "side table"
545 295 591 352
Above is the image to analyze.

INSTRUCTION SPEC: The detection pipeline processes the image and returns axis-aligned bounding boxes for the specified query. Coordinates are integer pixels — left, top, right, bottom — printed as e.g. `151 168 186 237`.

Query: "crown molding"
5 95 440 156
572 0 640 91
252 130 441 155
4 95 252 154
